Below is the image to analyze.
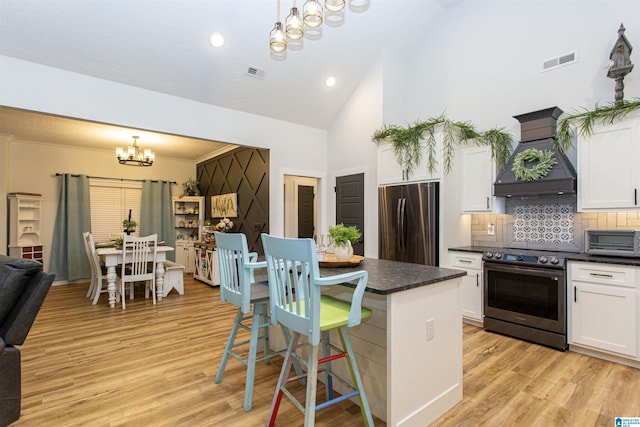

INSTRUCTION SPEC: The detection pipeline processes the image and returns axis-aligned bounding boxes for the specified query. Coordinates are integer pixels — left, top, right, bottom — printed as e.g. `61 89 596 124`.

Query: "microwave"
584 229 640 257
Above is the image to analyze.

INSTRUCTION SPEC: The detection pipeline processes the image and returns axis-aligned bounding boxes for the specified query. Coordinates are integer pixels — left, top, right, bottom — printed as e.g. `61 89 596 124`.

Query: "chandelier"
270 0 346 53
116 136 155 166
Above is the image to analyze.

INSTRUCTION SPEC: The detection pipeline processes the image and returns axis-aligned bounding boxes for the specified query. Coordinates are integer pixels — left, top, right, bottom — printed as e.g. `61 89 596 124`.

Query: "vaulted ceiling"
0 0 462 159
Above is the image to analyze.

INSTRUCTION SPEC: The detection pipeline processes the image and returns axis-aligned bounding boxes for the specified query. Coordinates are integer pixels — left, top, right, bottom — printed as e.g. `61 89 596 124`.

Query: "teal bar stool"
213 232 297 412
261 233 374 427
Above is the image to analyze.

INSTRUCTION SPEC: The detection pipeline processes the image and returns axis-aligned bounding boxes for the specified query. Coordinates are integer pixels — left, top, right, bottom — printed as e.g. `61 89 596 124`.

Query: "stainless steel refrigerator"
378 182 439 266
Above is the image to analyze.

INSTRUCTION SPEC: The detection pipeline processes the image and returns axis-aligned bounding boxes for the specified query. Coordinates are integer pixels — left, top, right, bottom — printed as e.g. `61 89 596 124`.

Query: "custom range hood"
494 106 577 197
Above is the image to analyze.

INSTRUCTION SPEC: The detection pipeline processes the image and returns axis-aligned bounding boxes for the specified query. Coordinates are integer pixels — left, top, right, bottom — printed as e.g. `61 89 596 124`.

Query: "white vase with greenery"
328 224 361 262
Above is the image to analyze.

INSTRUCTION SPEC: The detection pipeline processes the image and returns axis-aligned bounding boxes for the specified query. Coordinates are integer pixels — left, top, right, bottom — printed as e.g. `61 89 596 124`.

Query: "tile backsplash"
471 199 640 252
511 201 574 244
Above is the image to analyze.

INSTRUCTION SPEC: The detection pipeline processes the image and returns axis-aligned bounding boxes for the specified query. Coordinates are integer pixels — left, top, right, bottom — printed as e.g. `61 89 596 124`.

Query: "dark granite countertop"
448 246 640 267
319 257 466 295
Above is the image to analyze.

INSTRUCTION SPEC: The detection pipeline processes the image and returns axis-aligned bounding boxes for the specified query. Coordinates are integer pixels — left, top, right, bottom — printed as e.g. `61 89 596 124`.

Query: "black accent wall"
197 147 269 254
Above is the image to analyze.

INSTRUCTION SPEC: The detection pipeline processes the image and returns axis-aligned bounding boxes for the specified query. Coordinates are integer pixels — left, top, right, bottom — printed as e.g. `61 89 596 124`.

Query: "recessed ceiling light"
325 76 336 87
210 32 225 48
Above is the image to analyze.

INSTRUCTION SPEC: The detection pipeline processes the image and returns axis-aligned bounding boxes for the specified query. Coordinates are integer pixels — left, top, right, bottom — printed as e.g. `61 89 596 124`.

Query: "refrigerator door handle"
396 198 402 251
400 198 407 252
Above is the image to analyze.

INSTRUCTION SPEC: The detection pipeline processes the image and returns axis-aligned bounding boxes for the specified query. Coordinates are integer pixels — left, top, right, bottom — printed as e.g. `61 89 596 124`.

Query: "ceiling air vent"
246 66 265 80
542 51 577 72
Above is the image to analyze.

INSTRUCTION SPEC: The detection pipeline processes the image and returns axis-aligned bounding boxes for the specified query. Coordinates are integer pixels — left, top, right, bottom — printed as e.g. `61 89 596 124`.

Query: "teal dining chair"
261 233 374 427
213 232 299 412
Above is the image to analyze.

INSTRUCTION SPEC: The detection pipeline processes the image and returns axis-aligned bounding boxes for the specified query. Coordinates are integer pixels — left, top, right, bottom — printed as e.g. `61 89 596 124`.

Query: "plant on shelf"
372 115 513 181
556 99 640 151
181 178 200 196
123 219 137 235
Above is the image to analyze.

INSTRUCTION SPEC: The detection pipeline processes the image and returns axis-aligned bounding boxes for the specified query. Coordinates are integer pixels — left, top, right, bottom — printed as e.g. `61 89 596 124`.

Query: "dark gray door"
335 173 364 256
297 185 315 238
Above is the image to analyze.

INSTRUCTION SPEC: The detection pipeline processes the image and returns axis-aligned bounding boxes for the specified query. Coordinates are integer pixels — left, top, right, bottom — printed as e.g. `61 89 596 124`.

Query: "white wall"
406 1 640 134
0 56 328 263
327 55 385 258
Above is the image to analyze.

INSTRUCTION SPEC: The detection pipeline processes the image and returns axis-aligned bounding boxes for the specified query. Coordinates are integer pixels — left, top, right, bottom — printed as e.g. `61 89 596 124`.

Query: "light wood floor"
12 275 640 426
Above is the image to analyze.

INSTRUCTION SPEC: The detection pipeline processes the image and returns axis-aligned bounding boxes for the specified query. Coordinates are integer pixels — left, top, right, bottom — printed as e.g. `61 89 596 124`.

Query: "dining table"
96 245 174 308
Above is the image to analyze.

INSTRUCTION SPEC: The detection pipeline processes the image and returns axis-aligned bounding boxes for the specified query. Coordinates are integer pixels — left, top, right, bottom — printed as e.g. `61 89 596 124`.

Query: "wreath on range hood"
511 148 557 181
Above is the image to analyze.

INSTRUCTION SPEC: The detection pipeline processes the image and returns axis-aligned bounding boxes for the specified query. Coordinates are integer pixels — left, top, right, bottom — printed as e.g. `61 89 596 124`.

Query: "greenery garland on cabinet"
371 115 513 180
373 101 640 182
556 99 640 151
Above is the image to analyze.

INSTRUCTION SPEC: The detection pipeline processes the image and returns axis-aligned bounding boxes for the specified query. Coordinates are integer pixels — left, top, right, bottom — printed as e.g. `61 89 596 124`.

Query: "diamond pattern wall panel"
197 147 269 253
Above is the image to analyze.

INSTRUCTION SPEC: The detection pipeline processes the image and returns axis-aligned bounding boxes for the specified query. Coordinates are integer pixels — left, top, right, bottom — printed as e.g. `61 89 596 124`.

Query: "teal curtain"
50 174 92 281
140 180 176 261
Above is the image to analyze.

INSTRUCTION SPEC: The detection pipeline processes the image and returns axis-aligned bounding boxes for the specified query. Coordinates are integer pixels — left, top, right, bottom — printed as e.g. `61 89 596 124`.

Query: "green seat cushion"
319 295 372 331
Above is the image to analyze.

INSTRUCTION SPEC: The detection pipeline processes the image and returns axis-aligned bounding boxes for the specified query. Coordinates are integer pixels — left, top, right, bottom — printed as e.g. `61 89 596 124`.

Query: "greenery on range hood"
371 115 513 180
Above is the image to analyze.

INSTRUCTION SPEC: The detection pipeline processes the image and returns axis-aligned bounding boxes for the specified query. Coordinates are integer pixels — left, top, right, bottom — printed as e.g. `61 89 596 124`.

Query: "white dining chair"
82 232 96 299
83 232 110 305
118 234 158 309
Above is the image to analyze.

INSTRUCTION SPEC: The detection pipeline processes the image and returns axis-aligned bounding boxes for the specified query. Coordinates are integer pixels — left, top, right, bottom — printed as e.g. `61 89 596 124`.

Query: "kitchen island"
270 258 466 427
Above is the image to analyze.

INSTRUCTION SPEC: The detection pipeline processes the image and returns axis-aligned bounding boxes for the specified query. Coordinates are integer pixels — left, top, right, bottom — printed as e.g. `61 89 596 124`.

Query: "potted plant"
181 178 200 196
328 224 361 261
123 219 137 235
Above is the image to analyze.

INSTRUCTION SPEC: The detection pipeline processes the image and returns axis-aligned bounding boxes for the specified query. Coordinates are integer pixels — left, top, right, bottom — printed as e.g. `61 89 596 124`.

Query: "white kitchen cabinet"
174 240 195 273
193 242 220 286
460 145 504 213
568 261 638 360
449 251 483 325
377 139 441 185
577 113 640 211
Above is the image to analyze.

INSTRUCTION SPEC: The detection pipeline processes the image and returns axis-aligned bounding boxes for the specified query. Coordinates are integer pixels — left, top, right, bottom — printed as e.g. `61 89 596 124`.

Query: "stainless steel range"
483 249 571 351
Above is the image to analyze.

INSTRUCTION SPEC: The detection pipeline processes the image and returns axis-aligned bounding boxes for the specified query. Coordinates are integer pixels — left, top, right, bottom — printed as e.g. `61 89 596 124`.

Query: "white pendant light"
324 0 345 12
285 1 304 40
303 0 323 28
269 0 287 52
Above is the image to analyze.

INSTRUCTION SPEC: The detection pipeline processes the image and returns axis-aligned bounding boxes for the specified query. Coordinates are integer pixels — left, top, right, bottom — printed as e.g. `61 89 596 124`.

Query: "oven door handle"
485 264 564 278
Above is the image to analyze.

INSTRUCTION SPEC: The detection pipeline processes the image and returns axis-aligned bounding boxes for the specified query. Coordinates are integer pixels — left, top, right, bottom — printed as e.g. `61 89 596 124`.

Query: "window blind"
89 179 142 242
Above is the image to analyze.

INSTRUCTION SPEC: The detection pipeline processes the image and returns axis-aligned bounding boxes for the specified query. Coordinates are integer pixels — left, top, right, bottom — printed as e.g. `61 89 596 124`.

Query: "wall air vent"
246 66 265 80
542 51 577 72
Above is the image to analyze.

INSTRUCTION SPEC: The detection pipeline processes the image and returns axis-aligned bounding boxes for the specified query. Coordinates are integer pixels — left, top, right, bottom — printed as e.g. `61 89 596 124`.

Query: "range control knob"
495 253 503 259
485 252 494 259
550 257 559 265
538 256 548 264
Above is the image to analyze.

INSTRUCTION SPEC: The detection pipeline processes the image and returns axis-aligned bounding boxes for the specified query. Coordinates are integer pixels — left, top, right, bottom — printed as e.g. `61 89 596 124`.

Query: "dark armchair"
0 255 54 426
